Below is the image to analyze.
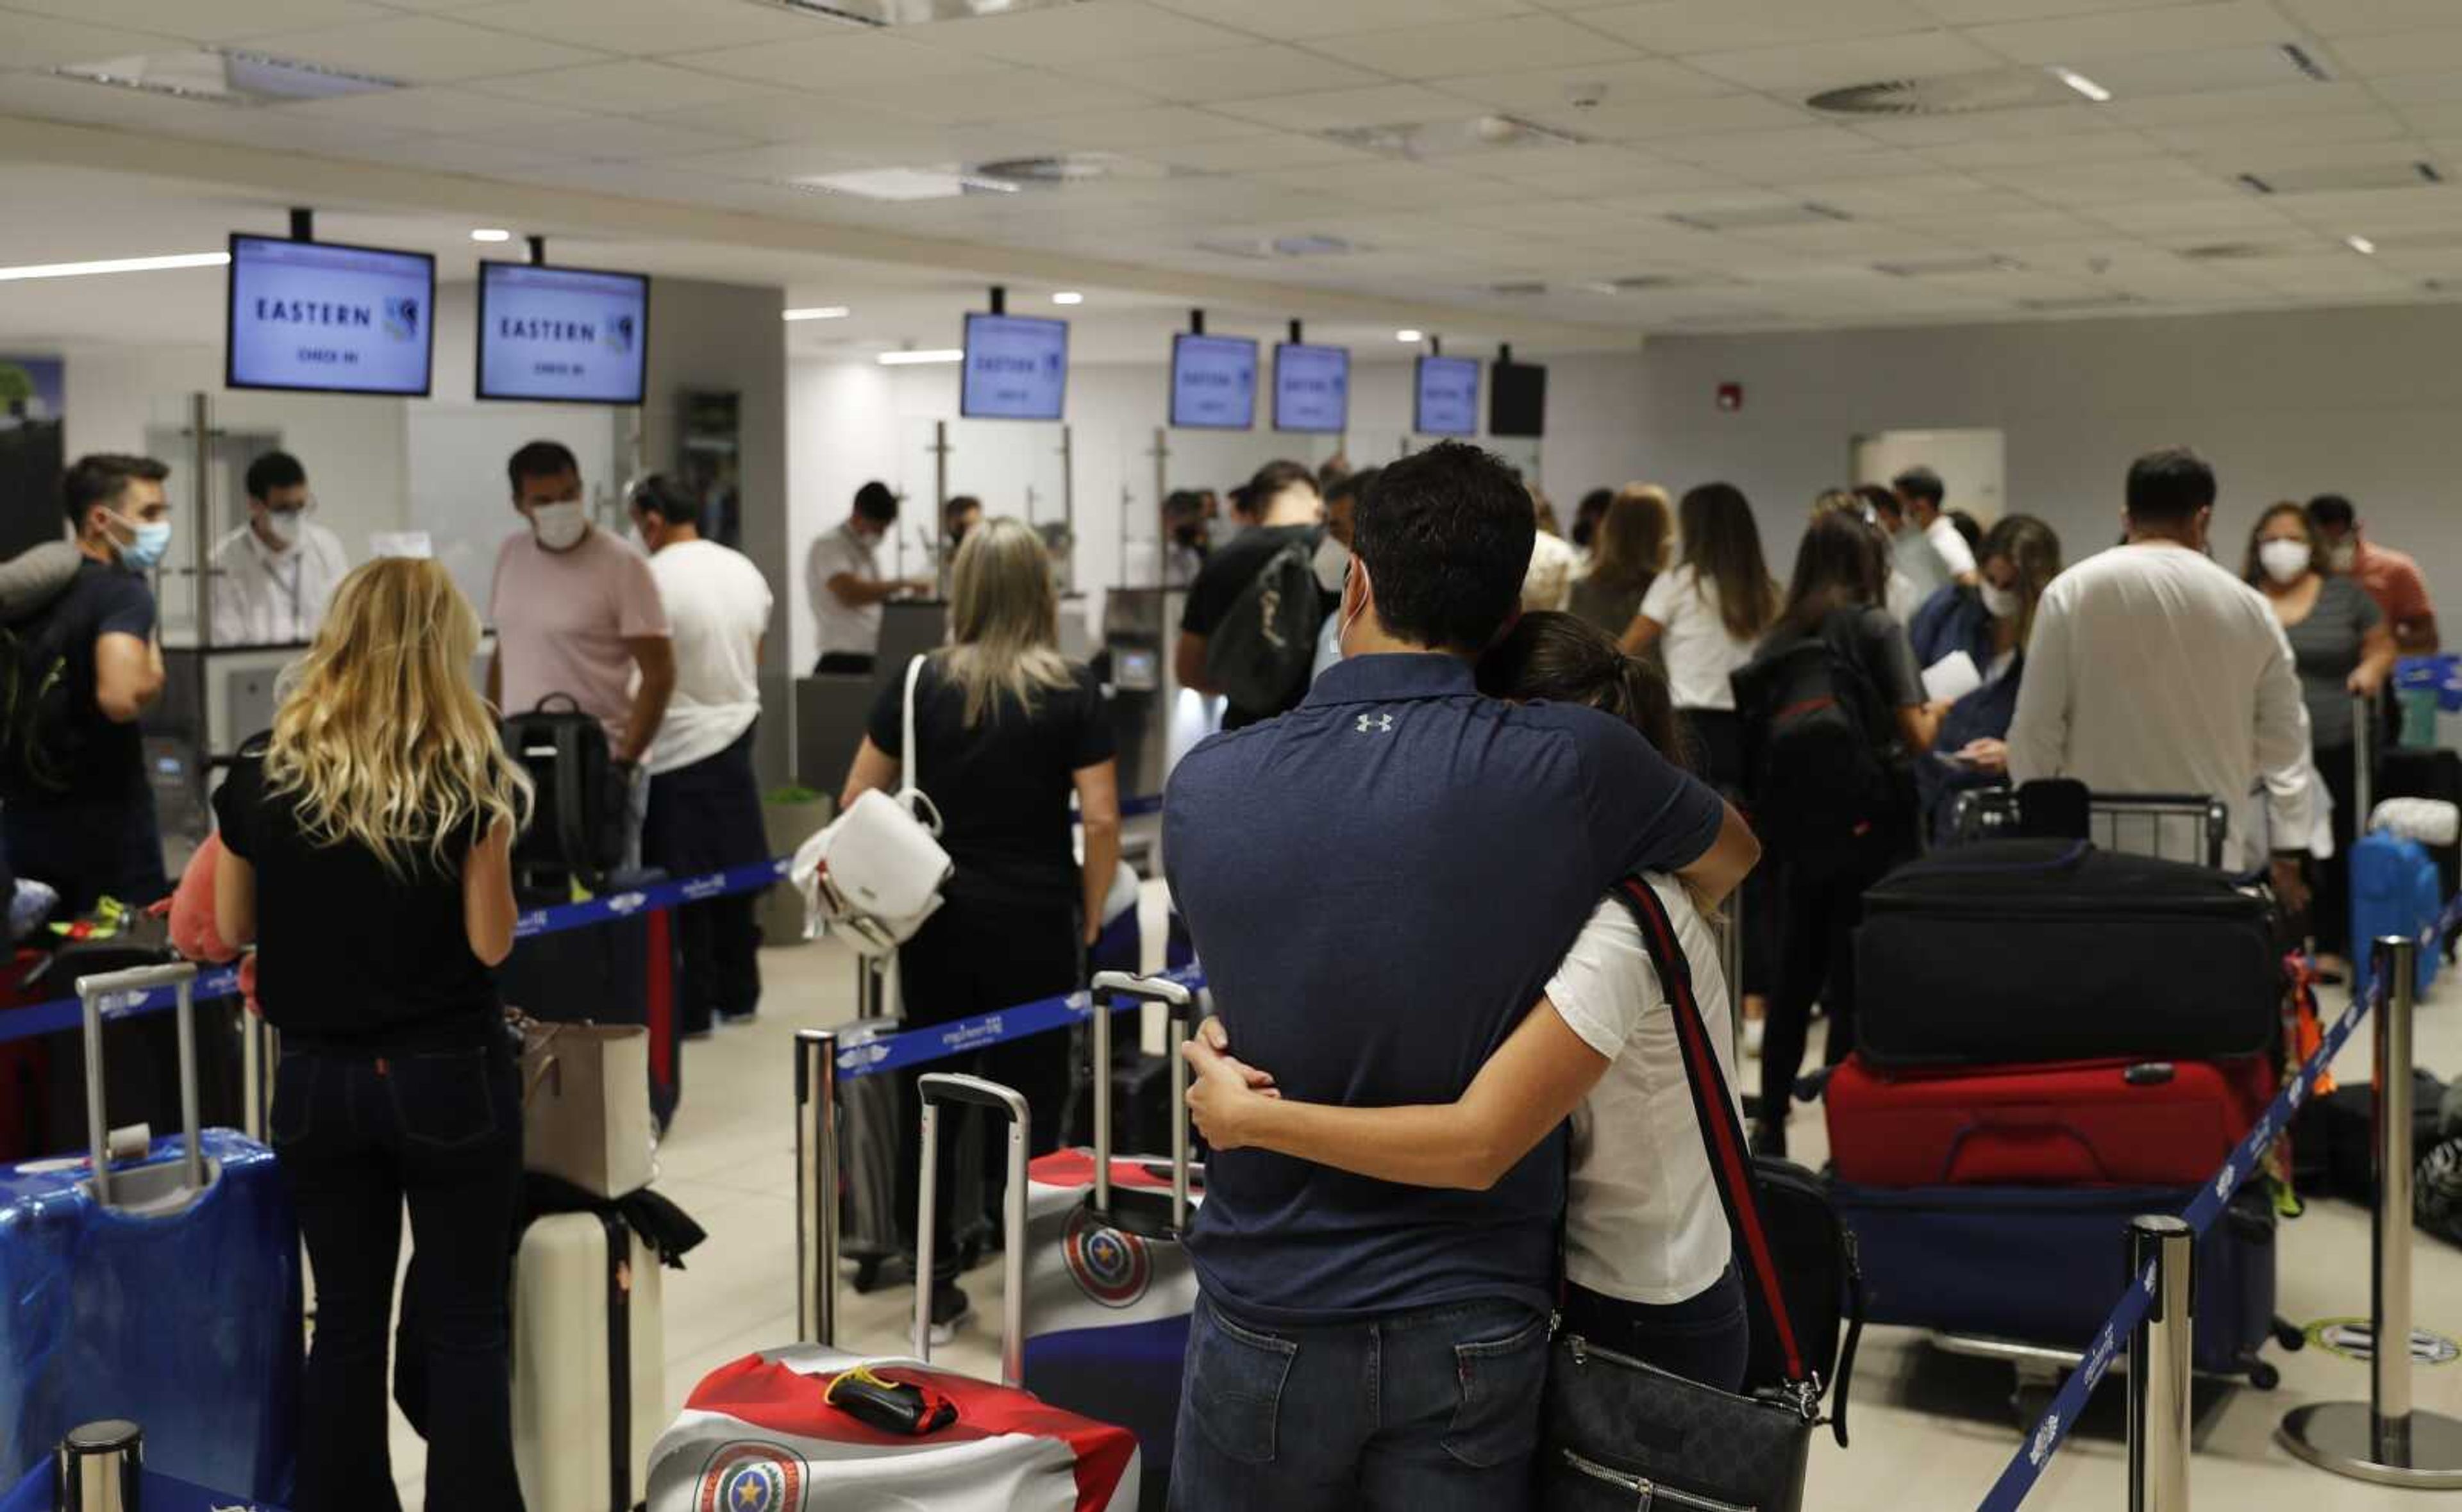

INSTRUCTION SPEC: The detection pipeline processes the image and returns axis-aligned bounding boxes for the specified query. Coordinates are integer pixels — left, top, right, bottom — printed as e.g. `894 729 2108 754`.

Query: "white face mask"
262 510 301 550
531 501 588 551
2259 538 2313 585
1312 534 1351 595
1979 581 2021 620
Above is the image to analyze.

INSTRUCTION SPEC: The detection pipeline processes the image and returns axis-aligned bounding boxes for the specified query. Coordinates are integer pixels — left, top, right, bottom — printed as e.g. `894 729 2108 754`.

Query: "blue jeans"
1169 1292 1551 1512
1560 1266 1751 1393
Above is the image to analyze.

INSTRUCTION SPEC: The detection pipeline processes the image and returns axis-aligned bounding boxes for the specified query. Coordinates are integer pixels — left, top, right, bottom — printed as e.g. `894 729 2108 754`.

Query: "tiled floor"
384 898 2462 1509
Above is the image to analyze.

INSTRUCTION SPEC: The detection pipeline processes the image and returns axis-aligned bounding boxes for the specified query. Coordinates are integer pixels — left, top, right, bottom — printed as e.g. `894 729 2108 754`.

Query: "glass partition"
899 416 1073 589
1113 427 1345 592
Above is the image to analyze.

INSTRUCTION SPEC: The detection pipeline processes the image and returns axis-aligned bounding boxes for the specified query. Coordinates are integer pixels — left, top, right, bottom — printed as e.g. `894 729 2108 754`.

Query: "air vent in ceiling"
1809 69 2067 117
1325 115 1582 160
757 0 1080 26
2237 160 2443 195
51 48 399 105
1668 202 1850 232
1875 254 2025 277
2279 43 2332 83
1582 274 1739 294
970 153 1162 186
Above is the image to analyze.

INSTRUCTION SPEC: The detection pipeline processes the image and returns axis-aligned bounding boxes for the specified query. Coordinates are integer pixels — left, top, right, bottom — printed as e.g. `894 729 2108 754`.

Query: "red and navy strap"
1609 874 1810 1388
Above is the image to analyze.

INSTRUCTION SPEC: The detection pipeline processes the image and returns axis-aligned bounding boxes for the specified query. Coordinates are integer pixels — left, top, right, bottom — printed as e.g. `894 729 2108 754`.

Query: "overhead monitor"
961 312 1069 420
1490 360 1547 438
476 261 650 405
226 233 435 396
1169 333 1259 430
1273 342 1350 433
1414 354 1480 438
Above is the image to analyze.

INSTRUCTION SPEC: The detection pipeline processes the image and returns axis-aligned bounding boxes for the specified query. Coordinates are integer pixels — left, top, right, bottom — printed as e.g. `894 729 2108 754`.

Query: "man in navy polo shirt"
1163 442 1757 1511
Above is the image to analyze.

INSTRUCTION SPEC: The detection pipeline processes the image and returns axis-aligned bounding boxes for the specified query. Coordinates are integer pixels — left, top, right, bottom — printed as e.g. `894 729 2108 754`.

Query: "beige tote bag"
519 1016 657 1199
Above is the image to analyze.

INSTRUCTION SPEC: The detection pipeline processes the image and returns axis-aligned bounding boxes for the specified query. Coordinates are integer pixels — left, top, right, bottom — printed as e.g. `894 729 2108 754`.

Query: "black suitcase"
33 940 246 1158
834 1015 987 1293
496 870 682 1131
1856 839 2277 1069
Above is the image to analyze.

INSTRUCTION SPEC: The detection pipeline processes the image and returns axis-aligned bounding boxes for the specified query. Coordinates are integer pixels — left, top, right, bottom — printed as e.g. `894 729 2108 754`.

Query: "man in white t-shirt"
807 481 930 676
2006 447 2315 882
208 450 349 646
1889 466 1977 601
633 476 775 1031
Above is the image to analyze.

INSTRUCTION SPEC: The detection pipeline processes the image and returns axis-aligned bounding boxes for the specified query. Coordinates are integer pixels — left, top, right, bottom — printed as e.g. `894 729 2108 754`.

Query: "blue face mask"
113 515 172 571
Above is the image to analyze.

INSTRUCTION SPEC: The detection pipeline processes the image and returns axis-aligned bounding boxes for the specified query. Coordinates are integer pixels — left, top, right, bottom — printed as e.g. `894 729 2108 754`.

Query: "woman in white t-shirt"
1621 483 1780 790
1183 611 1752 1390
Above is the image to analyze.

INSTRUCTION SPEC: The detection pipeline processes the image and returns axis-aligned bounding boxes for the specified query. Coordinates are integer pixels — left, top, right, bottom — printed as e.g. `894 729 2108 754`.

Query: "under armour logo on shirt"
1357 713 1393 733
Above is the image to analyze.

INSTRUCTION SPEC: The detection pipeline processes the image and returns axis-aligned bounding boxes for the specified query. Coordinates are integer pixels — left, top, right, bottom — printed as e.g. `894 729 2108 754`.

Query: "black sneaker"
928 1283 972 1347
1750 1120 1788 1160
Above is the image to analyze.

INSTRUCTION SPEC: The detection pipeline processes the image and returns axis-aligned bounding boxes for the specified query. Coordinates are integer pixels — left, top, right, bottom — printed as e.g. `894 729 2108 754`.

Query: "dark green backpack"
0 542 90 801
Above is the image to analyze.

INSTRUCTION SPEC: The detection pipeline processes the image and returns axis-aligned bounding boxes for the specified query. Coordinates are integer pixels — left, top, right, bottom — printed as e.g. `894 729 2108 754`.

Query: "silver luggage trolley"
1948 785 2232 869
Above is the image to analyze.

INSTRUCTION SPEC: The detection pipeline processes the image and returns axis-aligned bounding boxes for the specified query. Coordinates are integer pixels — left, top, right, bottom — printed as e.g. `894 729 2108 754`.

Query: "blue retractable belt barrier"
1974 890 2462 1511
830 961 1207 1081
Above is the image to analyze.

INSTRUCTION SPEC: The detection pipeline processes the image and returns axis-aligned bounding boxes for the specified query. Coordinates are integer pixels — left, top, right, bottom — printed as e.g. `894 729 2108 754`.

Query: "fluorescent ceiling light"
789 167 1021 201
878 348 964 365
53 49 398 106
1395 329 1424 343
2048 66 2112 103
1051 291 1084 306
470 228 512 243
2347 234 2377 255
0 251 230 283
783 306 851 321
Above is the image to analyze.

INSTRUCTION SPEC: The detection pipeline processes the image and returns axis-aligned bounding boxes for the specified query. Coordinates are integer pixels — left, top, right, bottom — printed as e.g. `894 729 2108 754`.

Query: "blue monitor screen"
1170 333 1258 430
226 233 435 396
962 312 1069 420
1414 355 1480 437
1273 343 1350 433
476 262 649 405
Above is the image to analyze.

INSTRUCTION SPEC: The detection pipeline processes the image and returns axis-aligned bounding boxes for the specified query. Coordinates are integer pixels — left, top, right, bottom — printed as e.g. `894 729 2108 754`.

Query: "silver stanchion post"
2279 935 2462 1487
54 1420 142 1512
2353 692 2374 844
794 1028 840 1347
240 1011 276 1145
2129 1215 2194 1512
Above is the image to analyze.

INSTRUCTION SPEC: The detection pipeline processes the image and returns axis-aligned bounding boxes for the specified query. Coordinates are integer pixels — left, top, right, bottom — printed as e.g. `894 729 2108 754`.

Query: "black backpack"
1202 532 1323 715
502 694 627 894
0 544 93 802
1731 612 1893 862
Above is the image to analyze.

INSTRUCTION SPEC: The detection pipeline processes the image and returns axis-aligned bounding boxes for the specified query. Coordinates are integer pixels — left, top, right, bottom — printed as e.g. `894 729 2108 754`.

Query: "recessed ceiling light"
471 228 512 243
2347 234 2377 256
1395 329 1424 343
0 251 229 283
53 48 399 106
877 348 964 365
1051 291 1084 305
783 306 851 321
788 167 1020 201
2048 66 2112 103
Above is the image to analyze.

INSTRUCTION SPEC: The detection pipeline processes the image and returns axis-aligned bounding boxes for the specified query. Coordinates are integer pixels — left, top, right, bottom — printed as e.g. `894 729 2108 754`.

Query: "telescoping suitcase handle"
74 961 207 1213
915 1073 1030 1387
1089 970 1198 1235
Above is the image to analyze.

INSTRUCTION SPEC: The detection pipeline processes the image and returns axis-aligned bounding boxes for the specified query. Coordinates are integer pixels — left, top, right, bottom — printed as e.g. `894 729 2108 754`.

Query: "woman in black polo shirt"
841 515 1121 1342
214 556 532 1510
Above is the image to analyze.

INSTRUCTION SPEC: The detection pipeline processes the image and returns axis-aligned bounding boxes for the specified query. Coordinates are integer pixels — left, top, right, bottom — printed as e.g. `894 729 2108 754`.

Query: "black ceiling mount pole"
989 285 1007 315
1499 343 1512 365
1191 308 1205 335
288 207 313 242
527 235 547 266
1289 319 1303 344
1430 335 1441 355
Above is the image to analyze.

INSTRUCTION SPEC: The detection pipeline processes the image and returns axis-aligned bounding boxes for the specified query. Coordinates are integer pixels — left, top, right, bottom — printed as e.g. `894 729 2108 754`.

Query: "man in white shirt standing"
2007 447 2315 888
807 481 930 676
209 451 349 646
633 475 775 1033
1888 465 1977 602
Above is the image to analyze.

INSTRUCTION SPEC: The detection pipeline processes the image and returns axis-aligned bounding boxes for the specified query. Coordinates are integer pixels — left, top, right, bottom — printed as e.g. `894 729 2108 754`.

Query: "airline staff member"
210 451 349 646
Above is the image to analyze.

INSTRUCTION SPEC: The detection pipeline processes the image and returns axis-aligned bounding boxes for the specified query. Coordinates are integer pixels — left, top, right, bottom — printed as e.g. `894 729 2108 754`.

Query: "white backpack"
791 655 953 954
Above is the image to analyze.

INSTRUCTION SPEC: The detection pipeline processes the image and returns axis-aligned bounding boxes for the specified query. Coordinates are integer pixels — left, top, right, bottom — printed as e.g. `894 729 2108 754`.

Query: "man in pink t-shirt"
487 440 675 868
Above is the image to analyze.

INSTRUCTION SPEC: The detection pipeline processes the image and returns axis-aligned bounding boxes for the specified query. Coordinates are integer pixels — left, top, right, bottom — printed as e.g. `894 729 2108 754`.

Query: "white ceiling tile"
1575 0 1936 53
1965 2 2299 65
2088 196 2295 233
2404 101 2462 135
1140 131 1380 172
834 68 1156 125
1913 0 2232 21
1255 160 1535 209
346 133 575 175
1428 59 1737 117
2279 0 2458 38
1522 92 1811 140
2149 110 2414 154
2333 28 2462 77
913 2 1257 65
1146 0 1530 43
669 33 1013 91
269 85 595 134
1053 44 1378 104
4 0 387 42
159 108 413 155
442 113 753 162
1036 104 1278 147
231 15 610 83
461 60 763 112
2372 71 2462 104
1851 103 2136 146
1922 131 2169 166
0 11 182 71
453 0 819 54
630 88 918 144
1303 16 1642 79
1683 33 2007 93
0 71 236 131
2105 80 2379 126
1207 82 1482 131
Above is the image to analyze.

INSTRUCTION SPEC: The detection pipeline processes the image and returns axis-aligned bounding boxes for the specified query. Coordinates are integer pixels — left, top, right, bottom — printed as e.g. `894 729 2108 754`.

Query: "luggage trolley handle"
915 1073 1030 1386
1089 970 1198 1231
75 961 205 1209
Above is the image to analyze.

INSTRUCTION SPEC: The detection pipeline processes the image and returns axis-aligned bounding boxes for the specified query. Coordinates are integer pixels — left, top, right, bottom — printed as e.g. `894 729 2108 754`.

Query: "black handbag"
1541 876 1839 1512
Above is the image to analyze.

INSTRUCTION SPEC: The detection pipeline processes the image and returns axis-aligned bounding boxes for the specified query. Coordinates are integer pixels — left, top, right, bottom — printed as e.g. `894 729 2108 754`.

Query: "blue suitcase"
2351 831 2441 1002
0 963 301 1500
1830 1180 2284 1386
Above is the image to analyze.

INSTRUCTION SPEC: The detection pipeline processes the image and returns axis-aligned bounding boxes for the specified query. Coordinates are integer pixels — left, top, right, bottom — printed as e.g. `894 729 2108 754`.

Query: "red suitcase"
1825 1052 2274 1188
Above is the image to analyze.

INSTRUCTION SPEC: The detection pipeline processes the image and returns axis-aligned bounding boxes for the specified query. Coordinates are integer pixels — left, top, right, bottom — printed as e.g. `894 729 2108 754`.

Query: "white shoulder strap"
900 653 927 801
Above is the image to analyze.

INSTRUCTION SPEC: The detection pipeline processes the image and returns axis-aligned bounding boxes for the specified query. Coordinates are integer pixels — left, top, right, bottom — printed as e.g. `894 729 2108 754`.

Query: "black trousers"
814 651 875 676
2313 740 2357 956
644 726 768 1032
1680 709 1774 1001
1762 835 1905 1124
896 892 1080 1279
272 1040 523 1511
3 792 165 916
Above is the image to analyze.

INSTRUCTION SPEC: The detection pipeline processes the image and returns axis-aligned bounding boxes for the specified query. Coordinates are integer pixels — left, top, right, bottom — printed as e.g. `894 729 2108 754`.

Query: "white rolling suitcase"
514 1208 666 1511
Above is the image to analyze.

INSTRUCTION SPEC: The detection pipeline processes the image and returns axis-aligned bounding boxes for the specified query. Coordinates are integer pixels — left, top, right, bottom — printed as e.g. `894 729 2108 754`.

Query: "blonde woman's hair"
941 515 1076 727
264 556 532 877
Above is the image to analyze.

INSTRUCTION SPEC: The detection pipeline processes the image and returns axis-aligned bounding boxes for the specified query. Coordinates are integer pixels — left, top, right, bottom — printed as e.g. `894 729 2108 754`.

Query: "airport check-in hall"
3 1 2462 1509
